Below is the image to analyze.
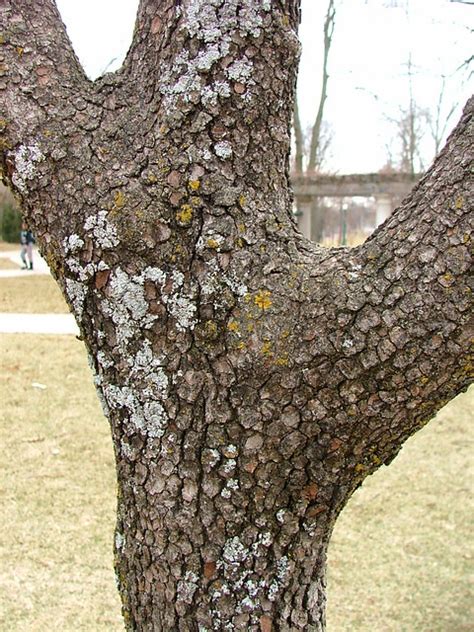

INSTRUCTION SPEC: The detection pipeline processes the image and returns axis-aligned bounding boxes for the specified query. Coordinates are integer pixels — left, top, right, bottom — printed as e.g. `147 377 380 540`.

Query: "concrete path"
0 249 50 277
0 313 79 335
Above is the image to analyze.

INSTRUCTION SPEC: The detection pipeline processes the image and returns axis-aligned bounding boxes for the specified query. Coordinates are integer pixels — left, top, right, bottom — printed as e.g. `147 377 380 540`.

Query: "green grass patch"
0 276 69 313
0 332 472 630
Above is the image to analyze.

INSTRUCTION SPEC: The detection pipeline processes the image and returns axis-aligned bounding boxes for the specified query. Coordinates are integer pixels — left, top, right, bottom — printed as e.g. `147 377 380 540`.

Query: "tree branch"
344 96 473 474
0 0 89 196
122 0 303 195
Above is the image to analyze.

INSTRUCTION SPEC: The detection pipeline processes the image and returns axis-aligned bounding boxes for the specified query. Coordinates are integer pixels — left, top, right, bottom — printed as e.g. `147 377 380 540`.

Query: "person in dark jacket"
20 222 35 270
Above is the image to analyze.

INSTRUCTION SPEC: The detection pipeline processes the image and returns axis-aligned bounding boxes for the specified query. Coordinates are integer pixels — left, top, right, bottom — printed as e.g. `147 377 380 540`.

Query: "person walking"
20 222 35 270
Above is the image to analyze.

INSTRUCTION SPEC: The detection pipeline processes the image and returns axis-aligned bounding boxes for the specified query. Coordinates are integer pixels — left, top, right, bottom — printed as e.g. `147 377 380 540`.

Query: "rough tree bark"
1 1 472 630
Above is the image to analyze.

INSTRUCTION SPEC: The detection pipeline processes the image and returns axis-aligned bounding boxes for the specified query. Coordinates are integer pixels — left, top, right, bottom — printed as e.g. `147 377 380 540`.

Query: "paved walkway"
0 249 79 335
0 313 79 335
0 249 50 277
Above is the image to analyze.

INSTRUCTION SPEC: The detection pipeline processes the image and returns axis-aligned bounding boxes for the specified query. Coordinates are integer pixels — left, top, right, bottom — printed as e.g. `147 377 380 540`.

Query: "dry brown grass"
0 256 20 270
0 241 18 252
0 334 122 631
327 388 473 631
0 276 69 313
0 331 472 631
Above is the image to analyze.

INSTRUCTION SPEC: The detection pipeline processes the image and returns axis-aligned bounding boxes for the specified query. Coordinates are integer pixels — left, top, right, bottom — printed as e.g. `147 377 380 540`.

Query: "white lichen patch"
103 383 168 438
222 537 249 565
276 509 286 524
167 293 197 332
225 59 254 83
111 268 149 319
214 141 233 160
115 531 125 551
205 448 221 468
63 234 85 254
221 478 239 498
198 260 248 300
129 340 169 397
100 267 165 348
201 81 231 106
159 0 271 116
84 210 119 249
9 143 45 193
177 571 199 604
222 458 236 474
97 350 114 370
215 532 290 625
224 444 238 458
65 278 87 319
268 556 289 602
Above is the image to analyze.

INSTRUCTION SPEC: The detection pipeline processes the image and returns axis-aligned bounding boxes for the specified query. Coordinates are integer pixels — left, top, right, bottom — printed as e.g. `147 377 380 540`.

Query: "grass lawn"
0 332 472 631
0 275 69 314
0 257 20 270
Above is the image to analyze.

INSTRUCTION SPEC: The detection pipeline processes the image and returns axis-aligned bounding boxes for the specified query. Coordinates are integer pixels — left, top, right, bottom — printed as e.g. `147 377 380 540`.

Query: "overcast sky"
55 0 473 173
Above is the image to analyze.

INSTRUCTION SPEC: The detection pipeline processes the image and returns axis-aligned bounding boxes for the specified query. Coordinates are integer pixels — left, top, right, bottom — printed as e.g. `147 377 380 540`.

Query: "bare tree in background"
426 76 458 156
293 0 336 242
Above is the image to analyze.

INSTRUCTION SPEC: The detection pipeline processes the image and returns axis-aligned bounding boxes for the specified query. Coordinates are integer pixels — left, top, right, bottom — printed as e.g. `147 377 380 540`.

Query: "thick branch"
122 0 302 196
346 96 473 470
0 0 90 201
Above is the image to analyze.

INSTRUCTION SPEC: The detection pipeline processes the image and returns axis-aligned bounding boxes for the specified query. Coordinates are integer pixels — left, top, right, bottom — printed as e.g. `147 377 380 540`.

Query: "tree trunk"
1 2 472 630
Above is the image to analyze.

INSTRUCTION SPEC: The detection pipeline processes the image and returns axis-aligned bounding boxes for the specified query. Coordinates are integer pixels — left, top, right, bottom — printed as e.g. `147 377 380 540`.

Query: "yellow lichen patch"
262 340 272 355
235 238 244 248
280 330 290 339
16 46 23 57
238 223 246 233
190 196 201 207
254 290 272 310
203 320 218 339
260 244 267 253
207 238 220 249
455 195 464 209
238 196 246 208
188 179 200 191
227 320 240 333
176 204 193 226
237 341 246 350
147 174 158 184
354 463 367 473
275 354 288 367
113 190 126 210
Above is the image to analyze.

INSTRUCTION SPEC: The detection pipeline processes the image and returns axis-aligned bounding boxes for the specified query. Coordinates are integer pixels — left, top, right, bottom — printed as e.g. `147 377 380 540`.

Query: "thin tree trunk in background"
308 0 336 172
294 100 304 175
1 1 472 629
